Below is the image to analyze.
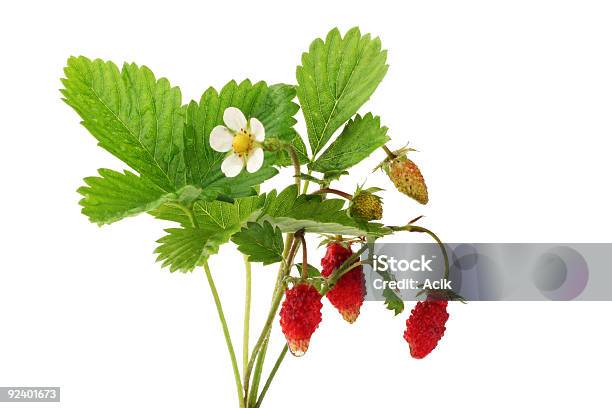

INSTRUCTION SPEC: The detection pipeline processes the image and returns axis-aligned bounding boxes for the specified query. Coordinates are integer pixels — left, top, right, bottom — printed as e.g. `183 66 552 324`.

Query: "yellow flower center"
232 129 252 155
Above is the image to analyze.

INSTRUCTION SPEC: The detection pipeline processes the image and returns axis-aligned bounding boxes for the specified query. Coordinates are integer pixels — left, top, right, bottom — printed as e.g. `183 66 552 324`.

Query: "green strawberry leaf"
232 221 284 265
78 169 184 225
153 195 265 272
383 287 405 315
309 113 389 173
152 195 265 228
296 27 388 156
62 57 186 192
257 185 389 237
155 227 211 272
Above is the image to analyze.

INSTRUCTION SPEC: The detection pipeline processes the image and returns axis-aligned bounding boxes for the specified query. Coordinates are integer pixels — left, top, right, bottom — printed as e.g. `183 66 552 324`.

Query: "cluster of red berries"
279 241 450 359
279 241 365 356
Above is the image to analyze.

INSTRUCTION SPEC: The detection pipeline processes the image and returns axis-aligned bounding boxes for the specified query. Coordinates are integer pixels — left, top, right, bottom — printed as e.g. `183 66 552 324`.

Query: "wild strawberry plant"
62 27 456 408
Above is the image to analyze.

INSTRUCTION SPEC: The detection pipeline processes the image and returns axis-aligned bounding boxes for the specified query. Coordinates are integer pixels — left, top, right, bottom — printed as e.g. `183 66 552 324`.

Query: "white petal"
210 126 234 152
249 117 265 142
223 107 247 131
221 153 244 177
246 148 264 173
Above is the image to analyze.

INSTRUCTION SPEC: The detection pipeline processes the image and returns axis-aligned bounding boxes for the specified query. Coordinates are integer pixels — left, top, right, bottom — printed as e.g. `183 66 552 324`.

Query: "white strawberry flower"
210 107 265 177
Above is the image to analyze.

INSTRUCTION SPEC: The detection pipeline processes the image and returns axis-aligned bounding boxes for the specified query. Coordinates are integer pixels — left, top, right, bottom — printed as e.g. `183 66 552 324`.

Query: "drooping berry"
279 283 323 356
386 157 429 205
350 190 383 221
321 242 366 323
403 297 449 358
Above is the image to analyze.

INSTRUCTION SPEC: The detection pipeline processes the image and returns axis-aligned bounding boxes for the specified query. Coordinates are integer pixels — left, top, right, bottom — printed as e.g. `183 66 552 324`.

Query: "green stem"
244 234 301 399
282 143 301 189
247 233 294 406
246 148 304 405
242 255 252 378
254 345 288 408
311 188 353 200
392 224 450 280
248 336 269 406
408 225 449 280
298 233 308 279
322 245 368 294
203 260 245 408
301 159 314 194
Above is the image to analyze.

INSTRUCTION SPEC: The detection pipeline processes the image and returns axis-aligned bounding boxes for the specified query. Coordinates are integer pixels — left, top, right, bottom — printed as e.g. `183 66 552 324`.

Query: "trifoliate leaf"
257 186 389 236
296 27 388 156
231 221 284 265
309 113 389 173
183 80 298 191
62 57 186 191
78 169 174 225
153 195 266 272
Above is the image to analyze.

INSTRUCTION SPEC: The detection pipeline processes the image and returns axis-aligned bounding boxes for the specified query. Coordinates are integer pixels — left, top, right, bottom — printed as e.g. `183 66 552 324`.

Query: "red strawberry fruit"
403 297 449 358
321 242 366 323
279 283 323 356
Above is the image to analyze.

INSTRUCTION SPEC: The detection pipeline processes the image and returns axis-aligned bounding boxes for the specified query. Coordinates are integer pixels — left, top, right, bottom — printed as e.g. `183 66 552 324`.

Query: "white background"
1 0 611 407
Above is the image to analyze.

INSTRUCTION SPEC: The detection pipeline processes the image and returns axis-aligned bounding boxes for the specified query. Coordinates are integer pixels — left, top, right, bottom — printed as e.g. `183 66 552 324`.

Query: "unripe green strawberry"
349 190 383 221
386 157 428 205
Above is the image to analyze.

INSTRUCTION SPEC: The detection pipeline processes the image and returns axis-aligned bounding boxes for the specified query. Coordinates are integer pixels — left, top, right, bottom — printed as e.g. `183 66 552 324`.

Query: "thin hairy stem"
176 205 242 406
203 261 244 408
243 233 301 399
322 245 368 294
298 233 308 279
391 224 450 280
283 144 301 188
254 345 288 408
301 160 314 193
248 336 268 406
311 188 353 200
242 255 252 377
407 225 449 280
247 233 294 406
